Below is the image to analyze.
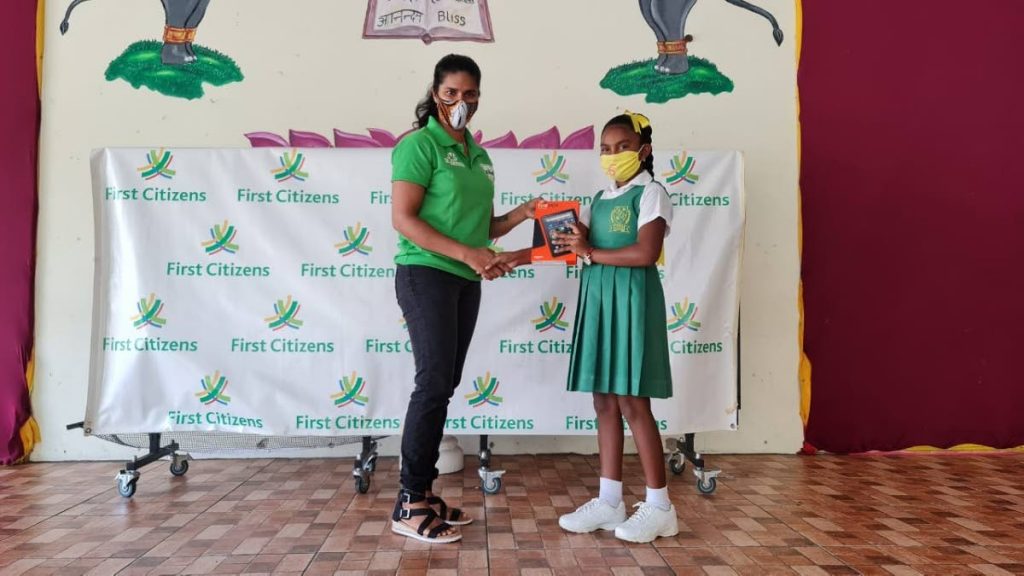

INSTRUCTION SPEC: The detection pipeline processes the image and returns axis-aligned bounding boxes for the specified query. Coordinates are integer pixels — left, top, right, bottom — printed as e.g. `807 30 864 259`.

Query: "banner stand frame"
65 421 384 498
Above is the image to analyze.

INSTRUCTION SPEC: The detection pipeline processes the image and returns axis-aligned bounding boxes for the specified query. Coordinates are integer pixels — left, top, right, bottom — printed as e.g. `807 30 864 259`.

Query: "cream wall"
34 0 801 460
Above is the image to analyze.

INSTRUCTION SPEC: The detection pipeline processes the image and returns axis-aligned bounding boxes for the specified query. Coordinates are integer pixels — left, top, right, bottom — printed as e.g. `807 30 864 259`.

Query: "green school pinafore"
566 185 673 399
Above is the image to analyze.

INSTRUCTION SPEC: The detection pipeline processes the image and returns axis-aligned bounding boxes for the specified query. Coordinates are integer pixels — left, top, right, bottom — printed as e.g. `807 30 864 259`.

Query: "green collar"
426 116 484 161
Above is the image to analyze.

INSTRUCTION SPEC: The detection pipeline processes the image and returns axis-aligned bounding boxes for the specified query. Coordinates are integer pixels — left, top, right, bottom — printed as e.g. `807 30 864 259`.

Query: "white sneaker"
614 502 679 543
558 498 627 533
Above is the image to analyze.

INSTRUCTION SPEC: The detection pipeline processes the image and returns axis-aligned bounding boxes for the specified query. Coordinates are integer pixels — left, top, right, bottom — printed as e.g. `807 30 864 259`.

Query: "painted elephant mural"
601 0 786 103
640 0 783 75
58 0 242 100
61 0 212 66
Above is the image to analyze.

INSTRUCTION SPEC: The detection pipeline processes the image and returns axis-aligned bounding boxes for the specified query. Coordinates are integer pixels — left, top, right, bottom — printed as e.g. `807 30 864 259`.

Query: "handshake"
463 247 531 281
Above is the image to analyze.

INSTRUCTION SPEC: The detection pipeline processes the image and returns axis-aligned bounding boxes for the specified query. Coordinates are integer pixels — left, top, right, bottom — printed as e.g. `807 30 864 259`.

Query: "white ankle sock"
646 486 671 510
599 477 623 508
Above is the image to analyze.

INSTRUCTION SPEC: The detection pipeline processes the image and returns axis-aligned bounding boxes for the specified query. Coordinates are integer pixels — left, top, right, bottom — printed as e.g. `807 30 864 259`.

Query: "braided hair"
602 114 654 176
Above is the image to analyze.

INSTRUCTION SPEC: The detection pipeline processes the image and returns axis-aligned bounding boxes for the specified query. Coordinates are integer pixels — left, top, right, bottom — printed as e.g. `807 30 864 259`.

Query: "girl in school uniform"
552 112 679 543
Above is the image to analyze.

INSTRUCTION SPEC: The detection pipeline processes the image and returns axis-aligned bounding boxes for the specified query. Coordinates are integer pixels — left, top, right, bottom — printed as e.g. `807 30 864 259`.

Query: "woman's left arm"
490 199 540 239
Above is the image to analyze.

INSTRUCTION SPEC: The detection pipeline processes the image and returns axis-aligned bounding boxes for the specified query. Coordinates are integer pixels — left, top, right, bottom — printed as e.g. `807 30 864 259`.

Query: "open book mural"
363 0 494 43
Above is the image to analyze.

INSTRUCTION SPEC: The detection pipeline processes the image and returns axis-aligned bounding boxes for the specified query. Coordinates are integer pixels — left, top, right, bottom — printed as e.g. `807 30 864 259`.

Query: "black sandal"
427 495 473 526
390 490 462 544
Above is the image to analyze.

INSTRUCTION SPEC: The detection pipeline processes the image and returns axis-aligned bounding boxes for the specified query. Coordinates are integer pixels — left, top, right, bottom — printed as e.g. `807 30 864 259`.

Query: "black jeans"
395 265 481 493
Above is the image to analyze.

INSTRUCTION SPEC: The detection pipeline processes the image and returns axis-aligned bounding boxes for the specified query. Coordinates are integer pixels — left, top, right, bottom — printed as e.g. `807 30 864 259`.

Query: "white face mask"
437 98 476 131
447 100 469 130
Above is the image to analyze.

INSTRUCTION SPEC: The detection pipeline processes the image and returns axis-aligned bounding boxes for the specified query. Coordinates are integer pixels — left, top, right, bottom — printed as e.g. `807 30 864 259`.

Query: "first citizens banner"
86 148 743 437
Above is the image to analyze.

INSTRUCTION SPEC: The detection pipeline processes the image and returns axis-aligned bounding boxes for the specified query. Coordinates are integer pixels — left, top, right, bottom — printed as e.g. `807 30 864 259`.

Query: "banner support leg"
668 433 721 495
477 434 504 495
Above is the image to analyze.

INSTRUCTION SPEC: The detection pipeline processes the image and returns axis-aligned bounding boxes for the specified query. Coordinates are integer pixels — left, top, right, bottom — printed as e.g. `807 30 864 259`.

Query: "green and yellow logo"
533 297 569 333
663 152 700 186
202 220 239 255
533 151 569 185
272 149 309 182
334 223 372 257
465 372 503 408
265 295 303 331
487 239 504 253
138 149 176 181
131 293 167 330
667 298 702 333
332 371 369 408
196 370 231 406
610 205 632 233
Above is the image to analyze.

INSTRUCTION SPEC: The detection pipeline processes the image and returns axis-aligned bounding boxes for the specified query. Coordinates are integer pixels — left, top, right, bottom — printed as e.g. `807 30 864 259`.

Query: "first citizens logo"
265 296 304 331
104 148 205 203
498 298 573 355
230 296 333 354
332 372 369 408
294 372 401 432
196 370 231 406
662 152 699 186
661 151 731 208
103 293 198 353
335 223 373 257
132 293 166 330
666 298 723 355
272 150 309 182
465 372 503 408
165 222 272 279
299 223 394 280
167 370 264 429
667 298 701 333
532 297 569 333
138 149 176 180
533 151 569 185
202 220 239 256
443 372 534 431
236 149 338 204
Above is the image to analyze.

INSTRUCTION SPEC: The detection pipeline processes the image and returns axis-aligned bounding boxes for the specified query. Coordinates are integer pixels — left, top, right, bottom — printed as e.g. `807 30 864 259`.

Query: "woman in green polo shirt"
389 54 537 544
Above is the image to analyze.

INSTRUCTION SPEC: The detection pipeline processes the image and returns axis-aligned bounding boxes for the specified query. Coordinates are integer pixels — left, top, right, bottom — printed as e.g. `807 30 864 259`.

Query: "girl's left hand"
554 224 591 256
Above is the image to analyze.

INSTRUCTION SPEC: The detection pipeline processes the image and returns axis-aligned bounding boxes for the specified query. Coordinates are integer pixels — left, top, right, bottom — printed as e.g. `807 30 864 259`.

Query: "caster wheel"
364 456 378 473
170 459 189 477
117 478 138 498
697 477 717 495
482 477 502 495
355 476 370 494
669 454 685 475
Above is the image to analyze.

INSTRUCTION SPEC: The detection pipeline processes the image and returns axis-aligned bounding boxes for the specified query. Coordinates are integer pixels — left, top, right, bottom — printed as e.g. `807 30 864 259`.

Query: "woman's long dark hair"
603 115 655 176
414 54 482 129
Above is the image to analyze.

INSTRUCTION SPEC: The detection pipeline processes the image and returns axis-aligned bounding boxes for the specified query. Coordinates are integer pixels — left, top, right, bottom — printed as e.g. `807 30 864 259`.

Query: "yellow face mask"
600 150 642 181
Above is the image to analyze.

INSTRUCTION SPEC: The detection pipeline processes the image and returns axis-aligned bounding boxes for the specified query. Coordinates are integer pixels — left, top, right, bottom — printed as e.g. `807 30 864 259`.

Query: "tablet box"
531 201 580 265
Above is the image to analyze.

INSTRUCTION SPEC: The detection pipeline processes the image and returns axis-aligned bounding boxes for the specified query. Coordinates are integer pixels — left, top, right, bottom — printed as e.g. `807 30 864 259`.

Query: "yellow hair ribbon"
624 110 651 133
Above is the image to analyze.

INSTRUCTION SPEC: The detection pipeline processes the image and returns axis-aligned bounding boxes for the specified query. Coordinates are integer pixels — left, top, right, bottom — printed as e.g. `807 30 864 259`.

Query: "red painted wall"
800 1 1024 452
0 1 39 464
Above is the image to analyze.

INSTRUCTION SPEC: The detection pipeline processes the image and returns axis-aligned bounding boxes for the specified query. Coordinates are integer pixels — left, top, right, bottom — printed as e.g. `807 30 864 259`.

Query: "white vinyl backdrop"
85 147 743 439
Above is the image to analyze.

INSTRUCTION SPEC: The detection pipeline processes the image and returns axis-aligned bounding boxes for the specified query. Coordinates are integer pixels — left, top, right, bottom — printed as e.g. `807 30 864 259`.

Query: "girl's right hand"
554 224 592 257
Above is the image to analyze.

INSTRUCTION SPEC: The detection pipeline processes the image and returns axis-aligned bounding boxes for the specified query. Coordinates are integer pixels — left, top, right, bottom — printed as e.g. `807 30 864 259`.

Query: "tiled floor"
1 454 1023 575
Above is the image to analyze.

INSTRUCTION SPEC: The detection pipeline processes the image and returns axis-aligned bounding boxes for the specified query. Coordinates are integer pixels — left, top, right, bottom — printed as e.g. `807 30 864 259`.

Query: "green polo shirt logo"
443 151 466 168
391 116 495 281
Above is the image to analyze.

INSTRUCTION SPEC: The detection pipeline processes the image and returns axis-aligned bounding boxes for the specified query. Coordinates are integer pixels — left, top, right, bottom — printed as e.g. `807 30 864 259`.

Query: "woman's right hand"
462 247 500 279
485 249 530 276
